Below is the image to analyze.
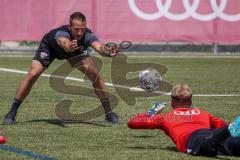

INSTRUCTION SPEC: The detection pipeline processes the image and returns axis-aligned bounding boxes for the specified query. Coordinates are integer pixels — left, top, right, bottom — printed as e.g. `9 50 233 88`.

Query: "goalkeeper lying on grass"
128 84 240 157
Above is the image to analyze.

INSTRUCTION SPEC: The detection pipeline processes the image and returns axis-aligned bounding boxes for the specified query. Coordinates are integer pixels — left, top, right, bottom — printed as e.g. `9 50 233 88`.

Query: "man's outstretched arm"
128 113 164 129
91 41 120 57
209 114 228 128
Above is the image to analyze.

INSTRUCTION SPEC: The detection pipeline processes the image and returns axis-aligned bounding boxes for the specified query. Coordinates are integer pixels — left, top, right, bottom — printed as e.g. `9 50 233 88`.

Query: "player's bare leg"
3 60 45 125
78 57 119 123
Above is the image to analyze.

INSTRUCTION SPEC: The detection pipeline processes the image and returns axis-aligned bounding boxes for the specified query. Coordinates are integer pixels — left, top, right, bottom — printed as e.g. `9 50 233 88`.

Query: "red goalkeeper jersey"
128 107 227 153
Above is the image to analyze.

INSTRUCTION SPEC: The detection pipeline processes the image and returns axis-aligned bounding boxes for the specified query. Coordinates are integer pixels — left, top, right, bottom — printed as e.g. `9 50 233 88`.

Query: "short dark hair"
70 12 86 25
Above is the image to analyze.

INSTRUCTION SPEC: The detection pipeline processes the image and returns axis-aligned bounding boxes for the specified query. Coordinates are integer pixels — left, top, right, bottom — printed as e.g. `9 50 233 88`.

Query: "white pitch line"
127 55 240 58
1 54 240 58
0 67 240 97
193 94 240 97
0 67 141 91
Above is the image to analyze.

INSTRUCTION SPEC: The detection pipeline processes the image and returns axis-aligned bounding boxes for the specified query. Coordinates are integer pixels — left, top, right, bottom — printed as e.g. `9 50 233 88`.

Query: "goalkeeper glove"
147 102 166 116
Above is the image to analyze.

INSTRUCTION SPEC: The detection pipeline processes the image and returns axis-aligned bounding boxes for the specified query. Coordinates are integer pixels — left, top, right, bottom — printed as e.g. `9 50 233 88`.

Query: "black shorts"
218 135 240 156
33 35 90 68
33 40 54 68
186 129 218 156
186 127 240 157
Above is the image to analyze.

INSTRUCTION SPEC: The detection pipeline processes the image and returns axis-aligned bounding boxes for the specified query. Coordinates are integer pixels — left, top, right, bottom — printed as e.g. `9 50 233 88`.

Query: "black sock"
9 98 22 115
101 98 112 114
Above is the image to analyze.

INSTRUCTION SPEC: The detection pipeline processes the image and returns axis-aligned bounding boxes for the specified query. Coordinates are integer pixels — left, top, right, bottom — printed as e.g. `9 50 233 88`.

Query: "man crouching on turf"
128 84 240 157
3 12 119 125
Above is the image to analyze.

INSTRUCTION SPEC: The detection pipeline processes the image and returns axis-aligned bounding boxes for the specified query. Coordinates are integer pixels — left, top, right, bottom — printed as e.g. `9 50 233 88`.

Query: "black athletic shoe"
105 112 119 124
3 112 16 125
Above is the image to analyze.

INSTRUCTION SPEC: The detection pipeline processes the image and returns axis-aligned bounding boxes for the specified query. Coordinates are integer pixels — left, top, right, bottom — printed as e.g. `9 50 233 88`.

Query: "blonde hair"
171 84 192 101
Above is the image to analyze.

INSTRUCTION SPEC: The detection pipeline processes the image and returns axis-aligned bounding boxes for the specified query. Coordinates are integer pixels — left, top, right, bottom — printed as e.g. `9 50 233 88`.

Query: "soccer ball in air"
139 68 162 92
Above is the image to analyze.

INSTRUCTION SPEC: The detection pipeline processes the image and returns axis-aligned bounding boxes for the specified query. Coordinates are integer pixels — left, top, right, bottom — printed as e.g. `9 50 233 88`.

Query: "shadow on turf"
128 146 231 160
127 145 178 152
26 119 113 127
132 135 156 138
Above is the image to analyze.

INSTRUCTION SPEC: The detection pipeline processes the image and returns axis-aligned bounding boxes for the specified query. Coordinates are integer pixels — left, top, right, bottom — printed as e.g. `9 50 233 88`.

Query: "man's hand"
105 42 120 57
147 102 166 116
56 38 79 52
69 39 80 52
156 104 166 114
91 41 120 58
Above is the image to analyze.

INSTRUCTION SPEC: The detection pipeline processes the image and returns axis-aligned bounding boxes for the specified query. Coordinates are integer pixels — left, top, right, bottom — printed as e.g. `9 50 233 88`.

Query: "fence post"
213 43 218 55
